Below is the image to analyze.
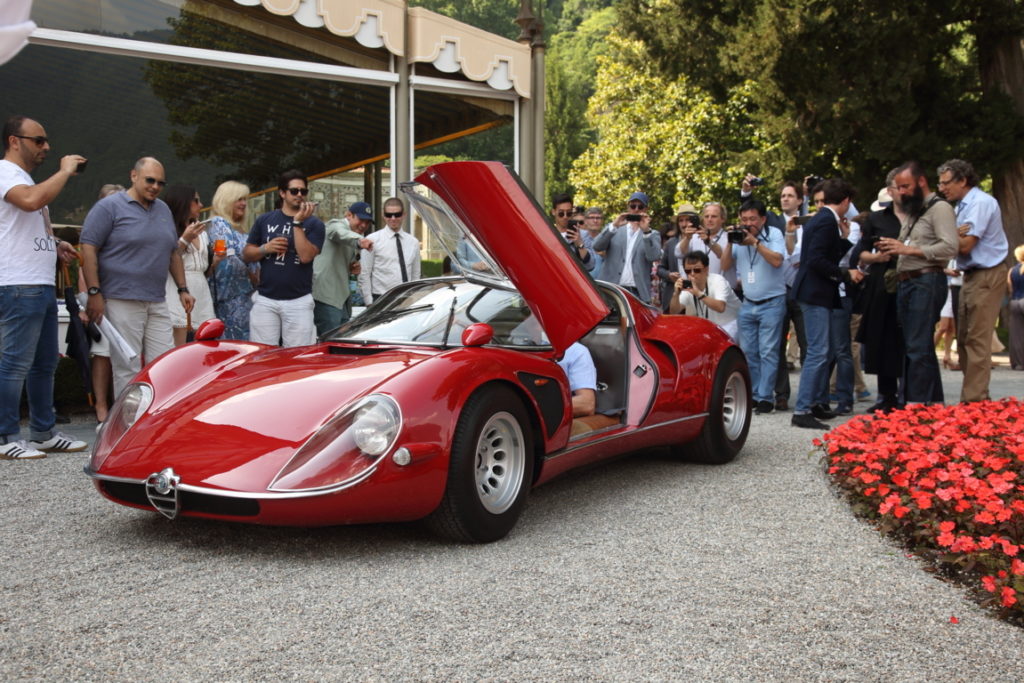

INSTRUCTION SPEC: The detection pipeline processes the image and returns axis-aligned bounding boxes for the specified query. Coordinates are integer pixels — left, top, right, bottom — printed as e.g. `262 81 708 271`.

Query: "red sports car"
87 161 751 542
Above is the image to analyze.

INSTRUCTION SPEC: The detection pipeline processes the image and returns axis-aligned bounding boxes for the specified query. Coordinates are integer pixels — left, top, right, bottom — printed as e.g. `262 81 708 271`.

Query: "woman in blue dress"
206 181 258 340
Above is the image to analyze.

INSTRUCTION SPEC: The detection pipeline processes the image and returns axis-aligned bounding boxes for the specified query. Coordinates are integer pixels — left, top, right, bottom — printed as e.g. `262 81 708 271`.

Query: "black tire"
426 385 534 543
680 347 751 464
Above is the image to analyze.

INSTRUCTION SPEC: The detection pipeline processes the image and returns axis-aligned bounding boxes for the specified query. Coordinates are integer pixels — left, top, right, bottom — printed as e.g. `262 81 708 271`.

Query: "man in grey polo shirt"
81 156 195 396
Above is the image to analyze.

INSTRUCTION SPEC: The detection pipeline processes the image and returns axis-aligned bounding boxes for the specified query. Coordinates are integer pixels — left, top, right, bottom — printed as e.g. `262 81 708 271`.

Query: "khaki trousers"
957 263 1008 402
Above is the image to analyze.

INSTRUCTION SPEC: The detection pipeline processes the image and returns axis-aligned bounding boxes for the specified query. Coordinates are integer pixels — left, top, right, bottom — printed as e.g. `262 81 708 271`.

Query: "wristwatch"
177 286 190 294
87 286 101 296
292 221 303 227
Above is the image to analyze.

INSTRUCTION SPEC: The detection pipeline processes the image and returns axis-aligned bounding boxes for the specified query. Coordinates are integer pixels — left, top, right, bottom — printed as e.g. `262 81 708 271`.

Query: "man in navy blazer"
593 191 662 304
791 178 864 429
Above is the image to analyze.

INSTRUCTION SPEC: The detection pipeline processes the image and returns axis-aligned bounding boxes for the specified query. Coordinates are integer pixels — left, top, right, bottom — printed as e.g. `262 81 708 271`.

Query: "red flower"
1002 586 1017 607
982 575 997 592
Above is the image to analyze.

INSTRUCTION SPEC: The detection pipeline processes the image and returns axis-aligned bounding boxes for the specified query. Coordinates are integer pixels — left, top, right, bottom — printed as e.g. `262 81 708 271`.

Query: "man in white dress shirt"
358 197 421 304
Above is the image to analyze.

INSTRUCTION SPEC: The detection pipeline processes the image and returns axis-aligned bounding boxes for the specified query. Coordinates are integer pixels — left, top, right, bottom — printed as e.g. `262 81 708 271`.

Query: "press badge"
747 270 756 284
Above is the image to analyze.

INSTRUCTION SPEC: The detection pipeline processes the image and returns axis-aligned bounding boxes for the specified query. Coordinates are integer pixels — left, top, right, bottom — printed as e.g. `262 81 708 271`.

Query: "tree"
618 0 1024 247
545 6 616 197
569 36 759 219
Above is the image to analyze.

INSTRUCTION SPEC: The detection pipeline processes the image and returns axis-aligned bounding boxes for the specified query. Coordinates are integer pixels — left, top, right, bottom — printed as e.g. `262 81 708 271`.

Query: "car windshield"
328 279 550 349
402 186 510 288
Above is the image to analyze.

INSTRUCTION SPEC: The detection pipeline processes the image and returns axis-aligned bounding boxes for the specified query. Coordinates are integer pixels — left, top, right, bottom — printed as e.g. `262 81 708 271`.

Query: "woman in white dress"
163 184 219 346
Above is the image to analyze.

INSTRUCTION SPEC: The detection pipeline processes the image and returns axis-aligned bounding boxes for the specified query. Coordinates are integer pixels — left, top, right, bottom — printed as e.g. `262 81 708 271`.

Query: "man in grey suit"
593 191 662 304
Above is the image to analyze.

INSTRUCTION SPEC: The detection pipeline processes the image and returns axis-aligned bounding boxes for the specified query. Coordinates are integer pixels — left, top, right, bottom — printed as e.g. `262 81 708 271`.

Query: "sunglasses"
384 211 403 218
683 267 704 274
143 177 167 187
555 210 573 217
13 134 48 146
627 202 645 210
286 187 310 196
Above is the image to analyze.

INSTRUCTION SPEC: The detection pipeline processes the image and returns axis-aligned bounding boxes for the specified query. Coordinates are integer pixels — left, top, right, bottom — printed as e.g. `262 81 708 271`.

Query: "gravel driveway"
2 365 1023 680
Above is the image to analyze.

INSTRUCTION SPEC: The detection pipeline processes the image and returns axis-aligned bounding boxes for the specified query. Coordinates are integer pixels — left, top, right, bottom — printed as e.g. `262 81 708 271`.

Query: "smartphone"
624 213 642 222
793 215 812 225
76 160 88 173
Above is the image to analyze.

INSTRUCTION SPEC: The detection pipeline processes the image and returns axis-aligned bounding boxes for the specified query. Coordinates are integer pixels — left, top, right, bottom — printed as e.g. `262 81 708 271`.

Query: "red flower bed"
820 399 1024 621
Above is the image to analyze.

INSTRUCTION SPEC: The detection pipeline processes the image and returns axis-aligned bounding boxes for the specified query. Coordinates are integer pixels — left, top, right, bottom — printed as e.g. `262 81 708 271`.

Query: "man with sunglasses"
550 193 594 272
358 197 421 305
313 202 373 336
668 251 740 340
0 115 87 459
243 169 324 347
81 156 195 398
592 191 662 303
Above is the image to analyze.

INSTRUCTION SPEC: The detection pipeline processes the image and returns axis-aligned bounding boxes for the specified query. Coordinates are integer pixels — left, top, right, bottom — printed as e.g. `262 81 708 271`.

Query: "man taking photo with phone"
0 115 87 459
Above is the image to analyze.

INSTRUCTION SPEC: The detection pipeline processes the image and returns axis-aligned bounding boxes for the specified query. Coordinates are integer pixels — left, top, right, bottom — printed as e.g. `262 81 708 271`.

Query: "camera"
793 215 812 226
76 160 88 174
624 213 643 222
805 174 824 190
749 176 766 187
686 214 700 229
727 227 747 244
682 279 693 289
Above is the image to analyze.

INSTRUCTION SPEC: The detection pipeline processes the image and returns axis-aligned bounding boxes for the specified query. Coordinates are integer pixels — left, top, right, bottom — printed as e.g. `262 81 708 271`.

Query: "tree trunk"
979 32 1024 257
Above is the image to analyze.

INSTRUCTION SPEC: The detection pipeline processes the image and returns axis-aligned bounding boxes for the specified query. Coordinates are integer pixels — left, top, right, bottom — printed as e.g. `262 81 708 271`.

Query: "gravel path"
2 364 1023 680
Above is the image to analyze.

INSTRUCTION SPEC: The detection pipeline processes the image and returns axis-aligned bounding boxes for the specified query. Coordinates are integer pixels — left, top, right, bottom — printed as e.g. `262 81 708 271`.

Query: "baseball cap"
627 191 649 207
349 201 373 220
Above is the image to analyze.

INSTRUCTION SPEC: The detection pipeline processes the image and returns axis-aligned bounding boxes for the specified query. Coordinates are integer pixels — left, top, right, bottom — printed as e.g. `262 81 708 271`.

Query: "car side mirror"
461 323 494 347
194 318 225 342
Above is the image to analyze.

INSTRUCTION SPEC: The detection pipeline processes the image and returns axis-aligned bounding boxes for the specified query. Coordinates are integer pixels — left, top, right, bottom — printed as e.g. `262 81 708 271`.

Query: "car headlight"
90 383 154 470
270 394 402 491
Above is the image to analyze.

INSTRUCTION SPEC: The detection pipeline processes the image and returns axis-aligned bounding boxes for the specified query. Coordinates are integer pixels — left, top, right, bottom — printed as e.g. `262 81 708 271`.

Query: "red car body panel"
87 161 747 532
415 161 609 355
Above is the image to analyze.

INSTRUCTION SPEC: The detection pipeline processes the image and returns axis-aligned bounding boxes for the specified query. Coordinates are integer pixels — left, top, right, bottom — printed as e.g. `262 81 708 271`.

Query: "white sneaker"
0 440 47 460
29 431 88 453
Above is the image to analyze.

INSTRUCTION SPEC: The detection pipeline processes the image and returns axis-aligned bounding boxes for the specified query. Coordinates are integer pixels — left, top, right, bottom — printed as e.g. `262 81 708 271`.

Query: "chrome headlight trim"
268 393 403 493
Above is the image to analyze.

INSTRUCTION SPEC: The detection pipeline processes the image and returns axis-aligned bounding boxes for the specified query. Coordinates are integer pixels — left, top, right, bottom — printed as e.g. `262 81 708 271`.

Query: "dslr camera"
727 226 748 244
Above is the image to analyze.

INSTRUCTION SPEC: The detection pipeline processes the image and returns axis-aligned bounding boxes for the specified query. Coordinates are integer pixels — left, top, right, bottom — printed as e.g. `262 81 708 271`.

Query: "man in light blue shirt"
937 159 1009 402
557 341 596 418
721 199 787 414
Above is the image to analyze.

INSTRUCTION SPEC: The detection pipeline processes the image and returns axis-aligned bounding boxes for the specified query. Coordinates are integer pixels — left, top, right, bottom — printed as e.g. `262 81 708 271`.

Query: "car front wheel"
426 385 533 543
679 347 751 464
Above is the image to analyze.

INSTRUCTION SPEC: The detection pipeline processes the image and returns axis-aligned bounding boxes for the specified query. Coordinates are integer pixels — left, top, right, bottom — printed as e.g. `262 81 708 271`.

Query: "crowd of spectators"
550 157 1018 430
2 112 1022 460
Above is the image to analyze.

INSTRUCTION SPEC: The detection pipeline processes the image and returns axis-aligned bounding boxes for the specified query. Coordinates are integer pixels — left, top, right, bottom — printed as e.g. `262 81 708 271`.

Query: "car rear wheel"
679 348 751 464
426 385 533 543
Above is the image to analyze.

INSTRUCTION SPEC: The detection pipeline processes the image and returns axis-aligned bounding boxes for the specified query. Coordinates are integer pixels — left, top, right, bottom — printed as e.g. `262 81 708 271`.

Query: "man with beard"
877 161 958 404
1 116 87 459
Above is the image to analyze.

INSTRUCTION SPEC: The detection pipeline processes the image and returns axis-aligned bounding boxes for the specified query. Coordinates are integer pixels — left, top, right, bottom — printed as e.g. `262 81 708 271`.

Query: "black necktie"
395 232 408 282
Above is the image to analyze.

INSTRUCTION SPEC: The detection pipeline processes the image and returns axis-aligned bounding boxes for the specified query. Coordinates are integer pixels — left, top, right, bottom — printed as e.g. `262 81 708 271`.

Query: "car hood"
98 345 430 489
404 161 609 355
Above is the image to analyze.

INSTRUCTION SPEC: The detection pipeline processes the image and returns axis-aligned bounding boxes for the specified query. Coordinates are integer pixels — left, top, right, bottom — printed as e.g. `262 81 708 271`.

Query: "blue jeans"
829 296 854 407
0 285 57 441
795 302 831 414
897 271 946 404
313 300 351 338
738 294 786 403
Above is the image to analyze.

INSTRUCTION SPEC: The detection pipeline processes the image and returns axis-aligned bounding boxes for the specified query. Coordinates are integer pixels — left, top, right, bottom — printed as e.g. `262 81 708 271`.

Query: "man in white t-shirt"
669 250 741 340
0 115 87 460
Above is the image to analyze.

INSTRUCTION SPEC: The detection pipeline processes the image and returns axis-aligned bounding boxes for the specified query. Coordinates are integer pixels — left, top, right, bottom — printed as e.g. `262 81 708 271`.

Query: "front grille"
100 481 261 517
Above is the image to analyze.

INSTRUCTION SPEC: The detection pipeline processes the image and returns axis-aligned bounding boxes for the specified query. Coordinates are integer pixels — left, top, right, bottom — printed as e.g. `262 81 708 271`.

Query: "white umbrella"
0 0 36 67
